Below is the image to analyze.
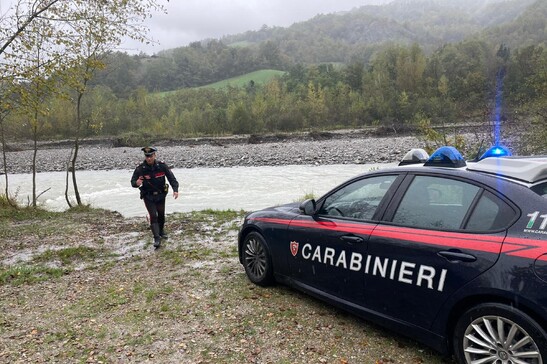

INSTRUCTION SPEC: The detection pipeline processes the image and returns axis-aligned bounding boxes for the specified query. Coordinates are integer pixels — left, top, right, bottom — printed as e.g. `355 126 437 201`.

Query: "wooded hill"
5 0 547 154
90 0 544 94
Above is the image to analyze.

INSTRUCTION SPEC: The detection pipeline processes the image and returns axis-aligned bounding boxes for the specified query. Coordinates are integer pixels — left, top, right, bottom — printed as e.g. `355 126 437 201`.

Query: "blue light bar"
478 145 511 161
424 146 466 168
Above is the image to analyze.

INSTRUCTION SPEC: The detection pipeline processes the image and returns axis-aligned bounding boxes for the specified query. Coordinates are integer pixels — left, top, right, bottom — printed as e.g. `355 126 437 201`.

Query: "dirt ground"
0 208 455 363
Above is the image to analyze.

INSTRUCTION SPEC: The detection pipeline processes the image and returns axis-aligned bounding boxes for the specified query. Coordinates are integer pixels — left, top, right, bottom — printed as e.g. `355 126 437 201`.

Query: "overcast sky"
120 0 393 55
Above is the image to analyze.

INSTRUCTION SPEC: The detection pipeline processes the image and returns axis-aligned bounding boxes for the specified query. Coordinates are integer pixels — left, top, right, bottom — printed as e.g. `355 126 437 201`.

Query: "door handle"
438 250 477 262
340 235 364 244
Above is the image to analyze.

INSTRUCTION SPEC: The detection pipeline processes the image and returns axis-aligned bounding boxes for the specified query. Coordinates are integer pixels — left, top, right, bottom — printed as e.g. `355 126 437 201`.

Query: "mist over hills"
219 0 538 61
92 0 545 93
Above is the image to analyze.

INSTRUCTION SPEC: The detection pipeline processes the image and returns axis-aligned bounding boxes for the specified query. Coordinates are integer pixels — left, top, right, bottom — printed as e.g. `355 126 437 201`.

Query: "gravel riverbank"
1 132 424 174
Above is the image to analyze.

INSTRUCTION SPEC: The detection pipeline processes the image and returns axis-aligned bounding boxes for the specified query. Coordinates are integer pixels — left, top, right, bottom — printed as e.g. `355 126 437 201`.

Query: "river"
0 163 394 217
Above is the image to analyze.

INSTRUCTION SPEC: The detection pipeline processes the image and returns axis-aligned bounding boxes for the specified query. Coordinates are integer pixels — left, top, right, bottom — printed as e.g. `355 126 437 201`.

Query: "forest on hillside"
88 0 544 94
2 0 547 154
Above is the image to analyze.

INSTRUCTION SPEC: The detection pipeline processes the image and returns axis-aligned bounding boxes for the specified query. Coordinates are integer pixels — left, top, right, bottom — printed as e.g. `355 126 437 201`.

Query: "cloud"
119 0 392 54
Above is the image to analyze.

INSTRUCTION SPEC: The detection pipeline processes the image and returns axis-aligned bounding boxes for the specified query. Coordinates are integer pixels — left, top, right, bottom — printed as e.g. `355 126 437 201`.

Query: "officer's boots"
159 223 168 239
151 223 161 248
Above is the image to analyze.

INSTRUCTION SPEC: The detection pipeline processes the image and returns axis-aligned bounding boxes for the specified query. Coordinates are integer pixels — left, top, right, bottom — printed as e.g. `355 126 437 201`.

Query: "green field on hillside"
198 69 286 89
154 69 285 97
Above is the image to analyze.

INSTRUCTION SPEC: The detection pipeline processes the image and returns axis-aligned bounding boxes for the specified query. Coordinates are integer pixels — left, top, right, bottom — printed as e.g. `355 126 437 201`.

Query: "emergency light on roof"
424 146 466 168
478 145 511 161
398 148 429 166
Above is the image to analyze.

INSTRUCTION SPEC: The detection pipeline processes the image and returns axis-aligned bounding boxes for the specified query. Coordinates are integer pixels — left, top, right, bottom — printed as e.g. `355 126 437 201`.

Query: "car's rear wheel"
453 303 546 364
242 231 274 286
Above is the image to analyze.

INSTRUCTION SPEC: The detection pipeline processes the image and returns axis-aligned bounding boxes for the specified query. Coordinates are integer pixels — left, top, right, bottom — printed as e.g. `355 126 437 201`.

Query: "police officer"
131 146 179 248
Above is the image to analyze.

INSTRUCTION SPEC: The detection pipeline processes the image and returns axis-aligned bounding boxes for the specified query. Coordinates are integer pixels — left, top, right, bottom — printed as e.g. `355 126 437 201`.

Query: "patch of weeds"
132 281 146 295
219 265 236 275
158 249 184 265
167 246 215 264
33 246 106 266
87 286 130 312
294 192 316 202
0 199 58 221
123 331 156 346
65 204 95 214
1 220 58 240
143 285 174 303
0 265 68 286
218 249 238 258
98 260 119 272
195 209 244 222
171 209 245 229
119 309 150 326
43 330 69 345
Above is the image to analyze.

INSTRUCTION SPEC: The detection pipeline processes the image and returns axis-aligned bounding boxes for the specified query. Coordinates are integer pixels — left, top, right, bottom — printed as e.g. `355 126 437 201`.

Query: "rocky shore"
1 131 425 174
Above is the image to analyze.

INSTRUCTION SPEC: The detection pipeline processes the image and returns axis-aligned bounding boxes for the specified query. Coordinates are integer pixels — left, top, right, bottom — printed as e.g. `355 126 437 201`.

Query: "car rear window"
531 182 547 198
465 191 515 231
392 176 480 230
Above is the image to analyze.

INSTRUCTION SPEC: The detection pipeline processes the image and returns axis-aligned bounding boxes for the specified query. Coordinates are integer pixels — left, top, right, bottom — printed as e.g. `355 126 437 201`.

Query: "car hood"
263 202 301 214
247 202 302 218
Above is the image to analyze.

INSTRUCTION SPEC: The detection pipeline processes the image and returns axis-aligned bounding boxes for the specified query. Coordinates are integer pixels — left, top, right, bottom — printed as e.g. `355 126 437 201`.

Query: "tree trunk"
0 116 14 206
70 91 84 206
32 113 38 208
65 148 74 208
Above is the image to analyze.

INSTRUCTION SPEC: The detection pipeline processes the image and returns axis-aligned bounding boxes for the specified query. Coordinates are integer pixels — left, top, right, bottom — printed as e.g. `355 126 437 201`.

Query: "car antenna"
469 140 485 162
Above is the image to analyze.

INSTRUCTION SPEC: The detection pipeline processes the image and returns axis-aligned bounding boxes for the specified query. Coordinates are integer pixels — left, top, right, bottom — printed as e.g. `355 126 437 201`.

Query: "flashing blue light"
424 146 466 168
479 145 511 161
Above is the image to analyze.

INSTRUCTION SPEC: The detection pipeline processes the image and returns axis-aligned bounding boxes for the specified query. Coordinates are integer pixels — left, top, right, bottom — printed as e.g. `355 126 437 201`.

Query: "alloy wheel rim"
463 315 543 364
244 237 267 279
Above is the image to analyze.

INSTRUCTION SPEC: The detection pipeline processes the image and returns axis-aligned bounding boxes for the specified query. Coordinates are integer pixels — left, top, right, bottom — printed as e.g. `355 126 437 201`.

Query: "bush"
113 131 155 147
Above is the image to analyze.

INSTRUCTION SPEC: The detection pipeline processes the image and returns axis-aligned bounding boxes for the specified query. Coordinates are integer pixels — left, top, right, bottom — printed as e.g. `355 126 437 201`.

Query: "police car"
238 146 547 363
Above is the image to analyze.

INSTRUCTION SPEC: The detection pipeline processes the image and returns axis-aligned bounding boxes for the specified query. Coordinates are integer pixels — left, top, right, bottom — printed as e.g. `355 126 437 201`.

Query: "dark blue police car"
238 146 547 364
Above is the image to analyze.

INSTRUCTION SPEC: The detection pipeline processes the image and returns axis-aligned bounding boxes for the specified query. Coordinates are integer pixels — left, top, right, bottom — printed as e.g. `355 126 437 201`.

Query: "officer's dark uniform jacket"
131 160 179 200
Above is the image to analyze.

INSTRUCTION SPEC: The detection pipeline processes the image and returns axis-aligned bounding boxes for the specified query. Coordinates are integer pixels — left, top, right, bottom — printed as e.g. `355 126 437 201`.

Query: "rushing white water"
0 163 394 217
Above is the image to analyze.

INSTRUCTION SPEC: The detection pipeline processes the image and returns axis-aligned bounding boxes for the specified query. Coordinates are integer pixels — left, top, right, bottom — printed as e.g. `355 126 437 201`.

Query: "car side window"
318 175 398 221
465 191 515 231
392 175 480 230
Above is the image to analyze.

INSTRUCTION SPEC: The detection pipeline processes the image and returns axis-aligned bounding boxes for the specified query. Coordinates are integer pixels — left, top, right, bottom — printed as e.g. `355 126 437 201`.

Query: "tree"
0 97 15 205
12 17 60 207
0 0 167 206
63 0 166 207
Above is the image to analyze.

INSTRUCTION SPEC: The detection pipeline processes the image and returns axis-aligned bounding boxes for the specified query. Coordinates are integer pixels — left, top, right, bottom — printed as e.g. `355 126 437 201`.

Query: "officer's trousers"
143 194 166 228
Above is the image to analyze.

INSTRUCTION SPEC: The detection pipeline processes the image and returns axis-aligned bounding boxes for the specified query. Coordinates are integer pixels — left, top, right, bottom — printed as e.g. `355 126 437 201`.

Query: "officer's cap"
141 146 157 156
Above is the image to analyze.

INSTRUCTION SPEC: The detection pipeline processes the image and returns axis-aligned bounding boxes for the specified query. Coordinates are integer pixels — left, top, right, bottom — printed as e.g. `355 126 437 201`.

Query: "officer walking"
131 146 179 249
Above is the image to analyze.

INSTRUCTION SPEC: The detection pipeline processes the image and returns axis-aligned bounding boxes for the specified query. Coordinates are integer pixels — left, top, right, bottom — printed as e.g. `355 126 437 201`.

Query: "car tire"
453 303 546 364
242 231 274 286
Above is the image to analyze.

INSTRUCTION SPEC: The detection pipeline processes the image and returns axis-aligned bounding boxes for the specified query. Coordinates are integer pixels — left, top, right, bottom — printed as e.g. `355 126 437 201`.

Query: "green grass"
154 70 286 97
0 265 67 285
33 246 106 266
0 195 59 221
199 69 285 89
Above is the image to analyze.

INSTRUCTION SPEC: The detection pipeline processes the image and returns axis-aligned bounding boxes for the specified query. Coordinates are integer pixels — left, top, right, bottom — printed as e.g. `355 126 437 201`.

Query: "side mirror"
299 199 316 215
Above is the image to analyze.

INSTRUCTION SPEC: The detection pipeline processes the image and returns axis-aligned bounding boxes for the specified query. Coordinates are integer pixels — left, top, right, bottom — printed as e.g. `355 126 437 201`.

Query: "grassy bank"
0 206 453 363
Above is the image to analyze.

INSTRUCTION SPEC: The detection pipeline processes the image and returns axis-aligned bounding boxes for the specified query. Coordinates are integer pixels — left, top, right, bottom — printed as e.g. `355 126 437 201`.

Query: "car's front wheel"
453 303 546 364
242 231 274 286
